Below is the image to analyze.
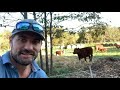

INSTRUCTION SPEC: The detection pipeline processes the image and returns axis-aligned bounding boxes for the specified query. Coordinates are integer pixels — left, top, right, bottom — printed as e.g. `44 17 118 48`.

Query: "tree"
105 26 120 42
0 29 11 54
86 22 108 43
20 12 28 19
77 27 87 43
49 12 53 74
32 12 44 70
0 12 106 75
44 12 49 74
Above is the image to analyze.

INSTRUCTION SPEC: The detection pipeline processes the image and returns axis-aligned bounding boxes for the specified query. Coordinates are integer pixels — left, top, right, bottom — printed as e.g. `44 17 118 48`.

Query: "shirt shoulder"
0 56 3 67
36 68 48 78
0 56 6 77
31 61 48 78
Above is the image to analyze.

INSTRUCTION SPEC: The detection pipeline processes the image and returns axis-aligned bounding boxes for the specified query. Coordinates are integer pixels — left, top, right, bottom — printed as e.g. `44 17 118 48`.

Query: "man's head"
9 19 44 66
12 19 45 40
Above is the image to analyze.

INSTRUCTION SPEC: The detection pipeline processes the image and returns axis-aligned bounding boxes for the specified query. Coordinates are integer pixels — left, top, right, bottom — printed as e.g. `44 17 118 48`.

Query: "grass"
1 46 120 78
45 46 120 77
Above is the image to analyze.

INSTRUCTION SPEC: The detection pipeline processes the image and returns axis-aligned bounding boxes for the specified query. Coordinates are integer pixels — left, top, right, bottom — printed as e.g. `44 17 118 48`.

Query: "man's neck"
9 52 32 78
18 65 32 78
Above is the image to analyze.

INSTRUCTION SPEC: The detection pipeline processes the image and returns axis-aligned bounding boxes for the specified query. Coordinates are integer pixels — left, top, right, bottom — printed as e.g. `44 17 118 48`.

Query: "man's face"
10 32 42 66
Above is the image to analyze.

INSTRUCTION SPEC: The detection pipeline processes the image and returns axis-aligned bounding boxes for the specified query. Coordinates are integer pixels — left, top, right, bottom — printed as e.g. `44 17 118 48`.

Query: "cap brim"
12 30 45 40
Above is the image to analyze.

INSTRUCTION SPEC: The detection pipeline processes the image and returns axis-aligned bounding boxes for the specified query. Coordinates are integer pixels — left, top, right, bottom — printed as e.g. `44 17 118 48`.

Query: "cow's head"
73 48 79 54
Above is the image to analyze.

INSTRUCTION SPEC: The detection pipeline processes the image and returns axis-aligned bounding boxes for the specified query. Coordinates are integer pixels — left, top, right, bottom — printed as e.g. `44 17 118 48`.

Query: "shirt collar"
32 60 41 72
2 51 12 64
1 51 41 72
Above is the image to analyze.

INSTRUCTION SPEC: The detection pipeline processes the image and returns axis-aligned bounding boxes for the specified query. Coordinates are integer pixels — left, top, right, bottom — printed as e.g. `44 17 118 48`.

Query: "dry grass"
37 54 120 78
40 54 94 78
35 47 120 78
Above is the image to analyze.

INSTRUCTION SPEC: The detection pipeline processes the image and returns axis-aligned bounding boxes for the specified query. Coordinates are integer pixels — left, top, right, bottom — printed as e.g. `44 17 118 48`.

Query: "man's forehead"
16 32 41 39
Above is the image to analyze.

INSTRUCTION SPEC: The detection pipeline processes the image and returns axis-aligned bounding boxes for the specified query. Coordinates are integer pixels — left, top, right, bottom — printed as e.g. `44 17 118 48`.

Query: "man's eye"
18 38 26 42
33 40 40 44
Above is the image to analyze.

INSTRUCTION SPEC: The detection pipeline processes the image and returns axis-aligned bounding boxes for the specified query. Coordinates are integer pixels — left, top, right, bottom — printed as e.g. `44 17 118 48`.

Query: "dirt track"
63 57 120 78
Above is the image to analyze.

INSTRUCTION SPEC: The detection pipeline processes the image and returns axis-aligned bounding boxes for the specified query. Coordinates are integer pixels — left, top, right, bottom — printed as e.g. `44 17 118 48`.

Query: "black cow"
73 47 93 62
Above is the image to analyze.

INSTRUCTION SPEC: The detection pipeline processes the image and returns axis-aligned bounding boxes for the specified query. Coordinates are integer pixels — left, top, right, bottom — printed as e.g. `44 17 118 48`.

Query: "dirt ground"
60 57 120 78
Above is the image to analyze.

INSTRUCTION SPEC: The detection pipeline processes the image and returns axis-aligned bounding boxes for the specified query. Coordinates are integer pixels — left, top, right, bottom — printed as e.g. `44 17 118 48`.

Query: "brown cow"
56 50 64 56
98 47 107 52
114 43 120 49
95 44 107 52
73 47 93 62
95 44 104 52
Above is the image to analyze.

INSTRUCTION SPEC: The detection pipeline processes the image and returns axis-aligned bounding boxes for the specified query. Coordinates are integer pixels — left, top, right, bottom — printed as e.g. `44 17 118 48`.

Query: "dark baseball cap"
12 19 45 40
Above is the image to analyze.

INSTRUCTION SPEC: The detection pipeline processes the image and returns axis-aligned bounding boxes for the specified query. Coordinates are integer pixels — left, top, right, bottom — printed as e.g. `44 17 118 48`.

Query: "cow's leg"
90 54 93 62
88 56 91 62
84 57 87 62
78 55 82 64
78 55 80 61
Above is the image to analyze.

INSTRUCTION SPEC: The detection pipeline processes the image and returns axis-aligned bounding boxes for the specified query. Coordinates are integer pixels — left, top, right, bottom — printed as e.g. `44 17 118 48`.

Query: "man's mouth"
20 53 33 59
21 52 33 55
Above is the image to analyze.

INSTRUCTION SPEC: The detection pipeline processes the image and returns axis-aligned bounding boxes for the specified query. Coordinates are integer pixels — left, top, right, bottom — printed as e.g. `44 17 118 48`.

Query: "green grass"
1 46 120 78
48 46 120 77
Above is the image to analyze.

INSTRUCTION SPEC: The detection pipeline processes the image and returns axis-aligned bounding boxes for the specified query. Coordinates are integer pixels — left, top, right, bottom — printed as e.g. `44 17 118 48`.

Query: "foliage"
0 29 11 55
105 26 120 42
52 12 101 23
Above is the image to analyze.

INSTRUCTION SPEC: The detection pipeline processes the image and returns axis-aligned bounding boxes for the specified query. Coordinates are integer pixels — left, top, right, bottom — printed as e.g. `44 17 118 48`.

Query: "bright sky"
1 12 120 33
100 12 120 27
60 12 120 29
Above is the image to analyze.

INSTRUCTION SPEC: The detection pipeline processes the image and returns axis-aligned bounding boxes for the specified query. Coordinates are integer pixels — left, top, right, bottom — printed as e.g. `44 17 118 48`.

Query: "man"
0 19 48 78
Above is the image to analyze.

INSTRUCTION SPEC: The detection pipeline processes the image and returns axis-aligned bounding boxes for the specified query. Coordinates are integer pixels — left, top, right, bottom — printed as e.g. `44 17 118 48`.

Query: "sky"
100 12 120 27
59 12 120 29
1 12 120 32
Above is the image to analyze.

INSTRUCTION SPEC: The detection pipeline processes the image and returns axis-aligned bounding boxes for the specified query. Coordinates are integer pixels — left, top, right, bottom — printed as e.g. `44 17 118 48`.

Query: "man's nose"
24 41 33 50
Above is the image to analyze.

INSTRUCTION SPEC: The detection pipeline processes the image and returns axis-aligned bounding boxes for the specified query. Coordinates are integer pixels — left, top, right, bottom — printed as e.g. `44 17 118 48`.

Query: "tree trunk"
40 49 43 69
24 12 27 19
33 12 36 20
20 12 28 19
33 12 44 70
44 12 49 74
49 12 53 74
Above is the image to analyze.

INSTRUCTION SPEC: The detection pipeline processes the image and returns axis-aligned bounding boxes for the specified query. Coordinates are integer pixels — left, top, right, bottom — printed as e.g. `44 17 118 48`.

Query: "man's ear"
9 36 12 45
41 40 43 45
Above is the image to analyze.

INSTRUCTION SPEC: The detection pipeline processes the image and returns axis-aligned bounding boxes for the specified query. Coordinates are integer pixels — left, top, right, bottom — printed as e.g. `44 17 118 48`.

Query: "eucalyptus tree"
87 22 108 43
36 12 104 75
32 12 44 70
0 12 105 75
49 12 53 74
20 12 28 19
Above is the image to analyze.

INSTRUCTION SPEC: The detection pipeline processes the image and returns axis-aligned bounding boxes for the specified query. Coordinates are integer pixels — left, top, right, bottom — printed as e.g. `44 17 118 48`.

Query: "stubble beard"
11 50 38 66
